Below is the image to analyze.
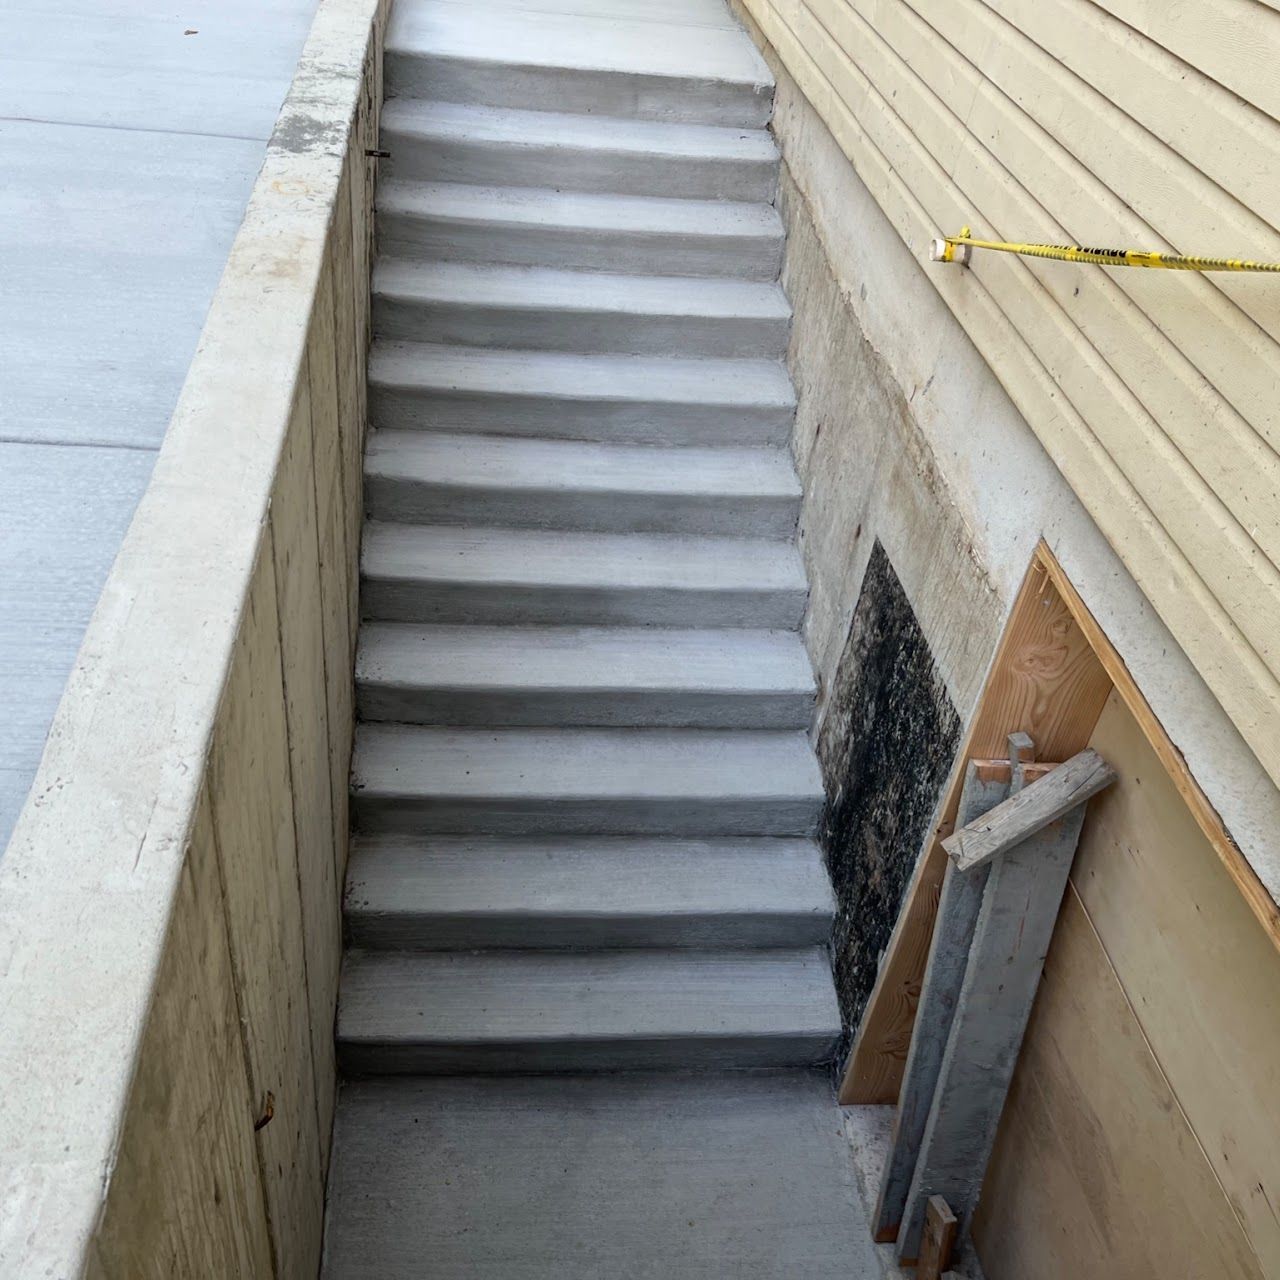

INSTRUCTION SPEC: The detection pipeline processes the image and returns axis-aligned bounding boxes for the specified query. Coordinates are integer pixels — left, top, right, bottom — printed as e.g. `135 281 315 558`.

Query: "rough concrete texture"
732 2 1280 903
324 1072 881 1280
0 0 385 1273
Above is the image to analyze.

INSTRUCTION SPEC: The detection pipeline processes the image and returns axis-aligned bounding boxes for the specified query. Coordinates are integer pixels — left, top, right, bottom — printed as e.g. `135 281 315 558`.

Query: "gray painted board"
897 781 1114 1257
872 763 1011 1238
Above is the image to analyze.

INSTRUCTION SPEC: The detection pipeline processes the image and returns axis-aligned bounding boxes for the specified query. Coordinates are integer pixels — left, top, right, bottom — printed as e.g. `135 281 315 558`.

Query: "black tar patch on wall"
817 540 961 1062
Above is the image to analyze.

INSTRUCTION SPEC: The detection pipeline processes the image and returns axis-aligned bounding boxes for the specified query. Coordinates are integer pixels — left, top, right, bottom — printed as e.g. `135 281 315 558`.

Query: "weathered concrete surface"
0 0 316 852
324 1072 882 1280
730 0 1280 908
0 0 385 1273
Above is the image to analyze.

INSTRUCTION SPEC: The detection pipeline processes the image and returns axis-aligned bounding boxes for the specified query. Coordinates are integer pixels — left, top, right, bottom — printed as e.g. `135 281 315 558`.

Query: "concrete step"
335 948 841 1073
322 1073 881 1280
360 522 808 628
385 0 773 127
350 725 825 835
376 181 784 279
380 98 778 200
363 431 801 536
355 623 815 727
368 342 795 445
372 260 790 358
344 836 834 949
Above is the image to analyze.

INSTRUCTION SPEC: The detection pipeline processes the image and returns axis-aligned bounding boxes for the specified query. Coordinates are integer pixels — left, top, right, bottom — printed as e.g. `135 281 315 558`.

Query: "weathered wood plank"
898 775 1111 1257
918 1196 958 1280
873 763 1009 1240
93 788 273 1279
840 556 1112 1103
943 749 1116 873
209 540 324 1277
271 371 341 1175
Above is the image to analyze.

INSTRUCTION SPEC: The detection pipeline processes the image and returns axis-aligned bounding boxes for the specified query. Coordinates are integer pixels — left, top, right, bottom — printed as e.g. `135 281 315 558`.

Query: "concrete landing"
322 1071 882 1279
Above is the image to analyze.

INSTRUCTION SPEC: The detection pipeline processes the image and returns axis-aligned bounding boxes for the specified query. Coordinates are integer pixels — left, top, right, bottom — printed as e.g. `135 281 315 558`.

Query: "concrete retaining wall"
0 1 386 1274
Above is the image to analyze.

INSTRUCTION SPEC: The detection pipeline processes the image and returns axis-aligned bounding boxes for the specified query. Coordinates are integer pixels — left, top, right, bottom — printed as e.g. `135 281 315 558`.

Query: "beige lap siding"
737 0 1280 789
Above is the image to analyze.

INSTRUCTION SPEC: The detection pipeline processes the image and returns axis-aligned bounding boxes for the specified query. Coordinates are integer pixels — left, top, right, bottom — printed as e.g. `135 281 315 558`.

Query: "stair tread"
387 1 772 90
373 258 791 321
337 948 840 1044
377 180 784 241
365 431 800 501
362 521 806 592
345 835 833 922
356 622 813 695
369 340 795 409
381 97 777 164
322 1073 880 1280
352 724 824 802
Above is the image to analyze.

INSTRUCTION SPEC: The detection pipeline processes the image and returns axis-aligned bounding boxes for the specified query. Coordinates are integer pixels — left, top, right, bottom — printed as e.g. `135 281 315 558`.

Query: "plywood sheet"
1071 691 1280 1272
972 889 1265 1280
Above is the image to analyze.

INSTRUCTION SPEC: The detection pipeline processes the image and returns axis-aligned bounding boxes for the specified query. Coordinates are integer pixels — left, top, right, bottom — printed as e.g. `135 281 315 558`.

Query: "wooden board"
1065 691 1280 1273
873 765 1009 1239
971 888 1266 1280
840 551 1113 1102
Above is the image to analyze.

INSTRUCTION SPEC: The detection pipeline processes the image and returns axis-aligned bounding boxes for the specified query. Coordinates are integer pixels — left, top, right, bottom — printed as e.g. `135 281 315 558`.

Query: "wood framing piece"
839 551 1114 1104
944 749 1116 873
872 763 1010 1242
917 1196 958 1280
896 772 1114 1260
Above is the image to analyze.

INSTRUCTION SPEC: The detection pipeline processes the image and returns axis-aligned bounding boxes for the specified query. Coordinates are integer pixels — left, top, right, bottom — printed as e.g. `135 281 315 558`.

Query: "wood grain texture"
209 544 324 1279
873 765 1008 1238
840 556 1112 1103
899 795 1090 1257
271 373 341 1176
740 0 1280 790
971 889 1266 1280
918 1197 957 1280
944 749 1115 872
1068 692 1280 1273
94 790 273 1279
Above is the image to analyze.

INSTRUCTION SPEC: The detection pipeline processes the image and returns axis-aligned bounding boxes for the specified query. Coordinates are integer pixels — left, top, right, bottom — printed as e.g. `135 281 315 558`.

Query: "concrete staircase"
323 2 876 1274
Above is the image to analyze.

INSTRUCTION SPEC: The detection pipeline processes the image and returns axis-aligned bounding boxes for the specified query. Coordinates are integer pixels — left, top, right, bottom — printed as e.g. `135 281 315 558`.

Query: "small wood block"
942 748 1116 872
918 1196 958 1280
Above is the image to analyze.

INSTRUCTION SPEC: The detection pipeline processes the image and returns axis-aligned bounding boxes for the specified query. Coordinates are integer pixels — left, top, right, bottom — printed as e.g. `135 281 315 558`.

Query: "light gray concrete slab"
323 1071 882 1278
336 948 840 1072
0 0 314 137
364 430 800 535
0 444 156 849
344 834 833 948
0 0 315 852
376 179 784 277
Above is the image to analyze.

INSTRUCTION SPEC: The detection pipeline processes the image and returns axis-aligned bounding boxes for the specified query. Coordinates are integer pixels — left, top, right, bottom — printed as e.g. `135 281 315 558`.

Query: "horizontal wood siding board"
744 0 1280 790
799 0 1280 671
1090 0 1280 127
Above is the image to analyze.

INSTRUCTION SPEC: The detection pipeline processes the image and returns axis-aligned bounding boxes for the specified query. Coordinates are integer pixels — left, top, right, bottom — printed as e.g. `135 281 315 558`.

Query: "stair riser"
364 474 800 537
369 384 794 446
350 796 823 837
337 1031 838 1075
360 580 807 629
356 684 814 729
345 911 832 950
382 131 778 201
387 54 772 129
373 293 789 359
376 208 784 280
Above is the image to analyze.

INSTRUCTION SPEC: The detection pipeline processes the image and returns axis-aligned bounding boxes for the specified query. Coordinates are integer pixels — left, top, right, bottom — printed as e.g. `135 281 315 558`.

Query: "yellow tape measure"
931 226 1280 273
